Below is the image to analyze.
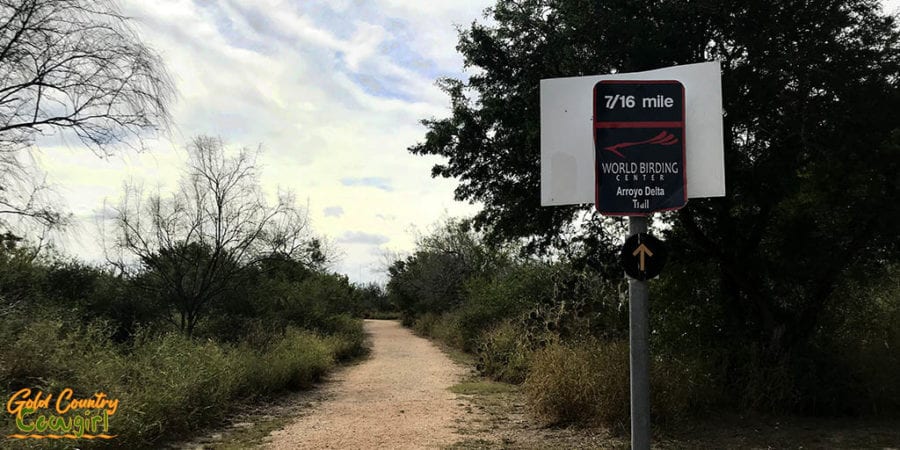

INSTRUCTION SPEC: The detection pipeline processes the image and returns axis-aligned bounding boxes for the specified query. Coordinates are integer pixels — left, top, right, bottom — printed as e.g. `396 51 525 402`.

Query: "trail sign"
594 81 687 215
540 64 725 450
540 61 725 206
620 232 667 280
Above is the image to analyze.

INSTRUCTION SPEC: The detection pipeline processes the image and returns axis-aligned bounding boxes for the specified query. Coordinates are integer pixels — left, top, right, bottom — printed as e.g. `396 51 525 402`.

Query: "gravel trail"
265 319 469 449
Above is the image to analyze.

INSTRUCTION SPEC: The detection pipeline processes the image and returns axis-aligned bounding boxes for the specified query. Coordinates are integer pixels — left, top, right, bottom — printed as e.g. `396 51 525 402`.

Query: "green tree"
411 0 900 408
108 136 318 336
388 219 510 320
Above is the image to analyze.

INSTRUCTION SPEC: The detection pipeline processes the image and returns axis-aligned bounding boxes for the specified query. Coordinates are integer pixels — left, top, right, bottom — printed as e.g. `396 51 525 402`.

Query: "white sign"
540 61 725 206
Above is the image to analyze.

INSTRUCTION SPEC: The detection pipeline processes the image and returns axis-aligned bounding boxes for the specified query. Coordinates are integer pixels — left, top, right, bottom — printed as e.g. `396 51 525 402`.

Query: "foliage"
354 282 395 318
108 136 323 336
474 321 537 384
525 340 630 428
0 318 363 449
0 233 45 311
0 219 373 448
525 339 722 431
409 0 900 415
388 210 900 426
388 218 510 322
795 264 900 415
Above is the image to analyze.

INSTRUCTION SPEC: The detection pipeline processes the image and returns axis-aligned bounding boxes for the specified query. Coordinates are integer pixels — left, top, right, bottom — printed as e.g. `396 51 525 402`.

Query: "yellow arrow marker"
632 243 654 271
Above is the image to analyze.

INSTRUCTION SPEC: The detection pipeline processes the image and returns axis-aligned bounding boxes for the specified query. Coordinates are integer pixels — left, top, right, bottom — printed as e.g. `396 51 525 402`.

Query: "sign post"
628 216 650 450
593 80 686 450
539 62 725 450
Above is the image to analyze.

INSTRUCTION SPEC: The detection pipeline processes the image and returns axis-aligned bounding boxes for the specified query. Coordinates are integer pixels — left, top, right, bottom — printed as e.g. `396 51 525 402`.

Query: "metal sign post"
628 215 650 450
592 80 686 450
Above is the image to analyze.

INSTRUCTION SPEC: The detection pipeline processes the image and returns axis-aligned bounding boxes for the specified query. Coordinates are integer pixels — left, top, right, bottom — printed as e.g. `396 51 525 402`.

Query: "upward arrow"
632 243 654 271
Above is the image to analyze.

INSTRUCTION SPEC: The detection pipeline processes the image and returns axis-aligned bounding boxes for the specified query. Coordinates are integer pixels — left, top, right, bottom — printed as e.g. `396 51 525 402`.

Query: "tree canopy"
108 136 321 336
411 0 900 363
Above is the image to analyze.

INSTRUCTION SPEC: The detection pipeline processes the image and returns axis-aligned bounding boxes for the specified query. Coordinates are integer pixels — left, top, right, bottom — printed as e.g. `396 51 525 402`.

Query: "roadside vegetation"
388 218 900 432
391 0 900 440
0 164 385 449
0 186 390 449
0 134 393 450
0 1 396 447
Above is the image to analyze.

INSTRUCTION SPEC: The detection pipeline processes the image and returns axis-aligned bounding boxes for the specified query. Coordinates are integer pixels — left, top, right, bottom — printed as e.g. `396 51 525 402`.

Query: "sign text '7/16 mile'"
593 80 687 215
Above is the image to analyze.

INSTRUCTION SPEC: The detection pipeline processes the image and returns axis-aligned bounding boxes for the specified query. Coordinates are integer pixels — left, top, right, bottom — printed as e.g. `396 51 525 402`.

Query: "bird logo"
603 131 678 158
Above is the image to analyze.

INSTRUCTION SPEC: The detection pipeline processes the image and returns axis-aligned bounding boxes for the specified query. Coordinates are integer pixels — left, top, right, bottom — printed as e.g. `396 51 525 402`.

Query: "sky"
35 0 495 284
29 0 900 284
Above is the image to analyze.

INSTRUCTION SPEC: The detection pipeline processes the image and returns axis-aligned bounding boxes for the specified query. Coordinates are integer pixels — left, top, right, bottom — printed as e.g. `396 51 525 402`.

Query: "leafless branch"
0 0 175 237
104 136 320 336
0 0 175 155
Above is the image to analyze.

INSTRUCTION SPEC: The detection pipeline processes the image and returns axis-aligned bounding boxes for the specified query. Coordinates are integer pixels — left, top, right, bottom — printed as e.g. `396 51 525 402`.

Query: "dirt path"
265 320 470 450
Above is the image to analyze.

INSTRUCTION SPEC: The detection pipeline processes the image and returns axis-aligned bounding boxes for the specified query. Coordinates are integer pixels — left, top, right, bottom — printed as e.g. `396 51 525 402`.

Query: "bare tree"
260 192 335 269
108 136 317 336
0 0 175 231
0 149 64 232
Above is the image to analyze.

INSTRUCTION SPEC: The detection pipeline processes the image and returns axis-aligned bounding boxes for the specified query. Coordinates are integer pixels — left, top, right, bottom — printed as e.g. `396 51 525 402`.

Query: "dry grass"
525 340 630 429
450 375 900 449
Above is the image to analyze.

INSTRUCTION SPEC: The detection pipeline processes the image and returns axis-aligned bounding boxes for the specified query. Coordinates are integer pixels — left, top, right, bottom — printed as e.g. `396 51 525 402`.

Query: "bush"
320 314 369 361
411 312 441 337
454 275 528 351
0 318 366 449
650 353 725 426
244 328 336 393
475 321 536 383
525 339 722 430
525 340 630 429
121 332 244 442
805 266 900 415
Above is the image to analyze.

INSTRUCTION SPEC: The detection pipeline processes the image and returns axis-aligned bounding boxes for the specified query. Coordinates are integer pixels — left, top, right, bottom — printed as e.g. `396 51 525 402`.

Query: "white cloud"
337 231 390 246
323 206 345 217
35 0 491 283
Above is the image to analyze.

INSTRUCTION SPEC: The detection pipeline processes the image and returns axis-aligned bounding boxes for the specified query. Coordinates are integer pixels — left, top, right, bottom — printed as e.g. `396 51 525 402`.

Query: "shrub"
525 339 721 430
247 328 335 393
475 321 536 383
0 318 365 449
412 312 441 337
525 340 630 429
455 275 527 351
118 331 245 443
650 352 725 425
805 266 900 415
320 314 369 361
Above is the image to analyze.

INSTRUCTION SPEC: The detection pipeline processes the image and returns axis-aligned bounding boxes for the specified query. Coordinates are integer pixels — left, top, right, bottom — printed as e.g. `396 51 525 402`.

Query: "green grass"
0 319 368 449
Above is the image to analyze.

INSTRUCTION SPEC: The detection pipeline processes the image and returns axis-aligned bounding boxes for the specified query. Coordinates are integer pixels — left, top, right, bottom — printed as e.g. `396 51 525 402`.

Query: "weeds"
0 318 366 449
